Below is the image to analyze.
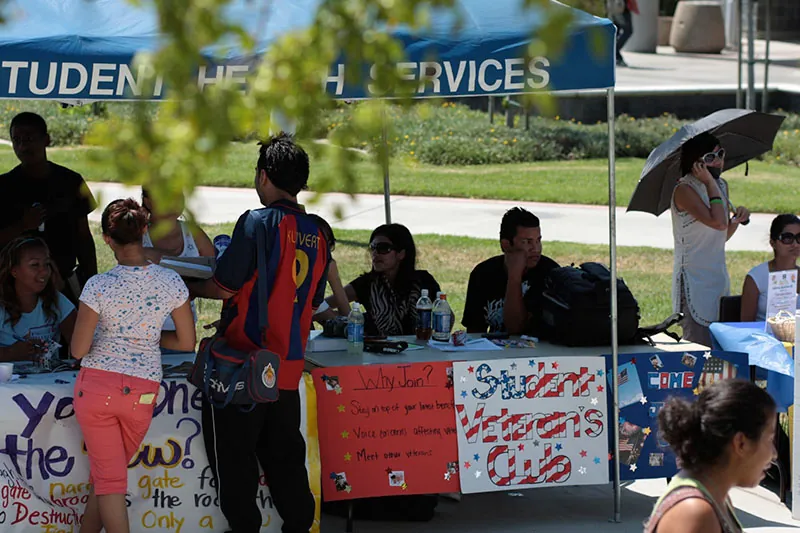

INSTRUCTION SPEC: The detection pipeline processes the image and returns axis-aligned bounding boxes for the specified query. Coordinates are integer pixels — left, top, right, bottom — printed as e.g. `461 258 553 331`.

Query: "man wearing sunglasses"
672 132 751 346
462 207 559 335
0 112 97 305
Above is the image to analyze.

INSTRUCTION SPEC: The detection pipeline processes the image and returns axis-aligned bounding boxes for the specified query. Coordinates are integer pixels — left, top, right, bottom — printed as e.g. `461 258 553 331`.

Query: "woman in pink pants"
71 198 196 533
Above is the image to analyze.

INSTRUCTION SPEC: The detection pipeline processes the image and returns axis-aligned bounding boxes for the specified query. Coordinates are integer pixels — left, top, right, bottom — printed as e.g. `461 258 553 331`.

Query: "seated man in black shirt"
0 113 97 304
462 207 558 335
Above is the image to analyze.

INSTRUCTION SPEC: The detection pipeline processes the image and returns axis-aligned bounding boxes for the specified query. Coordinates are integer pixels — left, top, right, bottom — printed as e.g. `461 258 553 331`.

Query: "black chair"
718 295 742 323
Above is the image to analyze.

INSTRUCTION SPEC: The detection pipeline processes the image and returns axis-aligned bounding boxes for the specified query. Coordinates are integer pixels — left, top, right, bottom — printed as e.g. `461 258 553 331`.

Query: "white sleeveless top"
746 261 800 321
671 175 730 326
143 220 199 331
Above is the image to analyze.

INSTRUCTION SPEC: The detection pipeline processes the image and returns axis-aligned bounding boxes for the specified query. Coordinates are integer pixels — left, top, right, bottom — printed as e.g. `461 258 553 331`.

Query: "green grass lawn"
7 143 797 214
93 224 769 343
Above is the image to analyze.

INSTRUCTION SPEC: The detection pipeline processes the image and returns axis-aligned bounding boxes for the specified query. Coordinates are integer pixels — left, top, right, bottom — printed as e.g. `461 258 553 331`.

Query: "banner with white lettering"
0 371 321 533
453 356 608 494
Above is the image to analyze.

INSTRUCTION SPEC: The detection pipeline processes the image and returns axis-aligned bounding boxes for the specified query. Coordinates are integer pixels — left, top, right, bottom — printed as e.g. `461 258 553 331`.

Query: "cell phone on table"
482 331 510 340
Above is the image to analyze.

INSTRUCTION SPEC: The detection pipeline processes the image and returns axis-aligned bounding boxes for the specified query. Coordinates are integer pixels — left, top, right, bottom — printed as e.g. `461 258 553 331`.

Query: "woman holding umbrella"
671 132 750 345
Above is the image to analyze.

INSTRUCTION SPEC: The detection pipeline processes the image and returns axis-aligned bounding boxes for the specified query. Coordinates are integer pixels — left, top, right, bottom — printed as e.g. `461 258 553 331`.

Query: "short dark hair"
10 112 48 136
101 198 148 245
680 132 720 176
770 213 800 241
658 379 775 472
500 207 540 242
257 132 310 196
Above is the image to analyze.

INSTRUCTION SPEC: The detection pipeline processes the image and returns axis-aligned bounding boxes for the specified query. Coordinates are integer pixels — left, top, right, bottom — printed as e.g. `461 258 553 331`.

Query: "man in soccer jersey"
189 133 330 533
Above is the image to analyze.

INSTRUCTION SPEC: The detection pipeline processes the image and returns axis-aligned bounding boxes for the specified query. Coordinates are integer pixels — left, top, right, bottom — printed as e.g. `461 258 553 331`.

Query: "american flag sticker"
698 356 738 389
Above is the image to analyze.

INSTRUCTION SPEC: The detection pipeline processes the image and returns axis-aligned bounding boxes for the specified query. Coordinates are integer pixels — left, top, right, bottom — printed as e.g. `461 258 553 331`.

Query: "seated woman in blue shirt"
741 214 800 322
0 237 75 362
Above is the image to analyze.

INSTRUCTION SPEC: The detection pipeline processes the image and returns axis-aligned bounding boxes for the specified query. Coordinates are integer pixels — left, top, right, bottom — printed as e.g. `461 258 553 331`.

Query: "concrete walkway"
319 479 800 532
87 182 775 252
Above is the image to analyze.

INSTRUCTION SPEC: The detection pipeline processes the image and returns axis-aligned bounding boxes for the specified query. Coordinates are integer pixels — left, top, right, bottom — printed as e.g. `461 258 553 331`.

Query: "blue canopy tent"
0 0 625 522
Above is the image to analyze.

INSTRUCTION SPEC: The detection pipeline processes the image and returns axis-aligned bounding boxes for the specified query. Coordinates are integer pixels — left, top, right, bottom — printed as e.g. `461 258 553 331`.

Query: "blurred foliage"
83 0 581 214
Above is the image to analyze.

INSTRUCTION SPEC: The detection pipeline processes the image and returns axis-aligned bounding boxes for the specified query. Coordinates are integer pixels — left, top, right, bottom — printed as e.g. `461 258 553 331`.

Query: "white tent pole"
761 0 770 112
381 107 392 224
607 86 621 523
736 0 743 108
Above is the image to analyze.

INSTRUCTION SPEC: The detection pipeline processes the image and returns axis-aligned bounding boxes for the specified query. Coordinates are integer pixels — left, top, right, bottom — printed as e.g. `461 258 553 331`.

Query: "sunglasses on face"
701 148 725 165
778 232 800 245
369 242 396 255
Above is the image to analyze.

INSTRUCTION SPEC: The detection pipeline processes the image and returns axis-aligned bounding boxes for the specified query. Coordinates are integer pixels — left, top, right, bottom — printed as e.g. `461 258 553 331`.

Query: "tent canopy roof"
0 0 615 100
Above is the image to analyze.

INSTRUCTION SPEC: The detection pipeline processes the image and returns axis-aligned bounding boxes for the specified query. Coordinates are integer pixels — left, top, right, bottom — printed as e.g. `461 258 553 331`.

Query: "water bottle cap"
439 293 447 299
421 289 429 297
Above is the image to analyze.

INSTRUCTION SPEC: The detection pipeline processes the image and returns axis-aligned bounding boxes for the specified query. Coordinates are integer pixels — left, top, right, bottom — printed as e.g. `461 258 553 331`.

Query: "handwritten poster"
607 350 748 481
0 371 321 533
767 269 798 320
312 362 459 501
453 356 609 494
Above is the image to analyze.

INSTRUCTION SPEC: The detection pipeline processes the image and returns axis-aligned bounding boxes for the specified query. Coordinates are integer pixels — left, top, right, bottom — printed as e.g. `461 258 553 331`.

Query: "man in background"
0 112 97 304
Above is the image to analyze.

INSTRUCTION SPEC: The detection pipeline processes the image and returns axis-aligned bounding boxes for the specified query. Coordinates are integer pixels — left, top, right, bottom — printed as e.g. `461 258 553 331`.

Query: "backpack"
188 220 281 407
607 0 626 16
539 262 640 347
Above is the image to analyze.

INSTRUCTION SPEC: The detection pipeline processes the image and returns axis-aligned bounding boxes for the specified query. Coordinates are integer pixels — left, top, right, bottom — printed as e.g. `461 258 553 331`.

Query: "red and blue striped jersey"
213 200 330 390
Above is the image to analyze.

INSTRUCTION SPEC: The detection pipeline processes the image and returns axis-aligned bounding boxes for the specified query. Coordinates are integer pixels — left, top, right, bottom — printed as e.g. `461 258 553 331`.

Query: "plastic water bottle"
213 234 231 258
347 303 365 355
432 292 453 342
415 289 433 341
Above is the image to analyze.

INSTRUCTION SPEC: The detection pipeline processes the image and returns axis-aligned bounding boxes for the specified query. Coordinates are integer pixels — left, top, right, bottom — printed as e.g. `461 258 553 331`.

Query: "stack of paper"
160 256 216 279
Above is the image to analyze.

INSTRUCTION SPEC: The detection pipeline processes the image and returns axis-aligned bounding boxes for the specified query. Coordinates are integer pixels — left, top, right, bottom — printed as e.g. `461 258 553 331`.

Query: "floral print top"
79 264 189 382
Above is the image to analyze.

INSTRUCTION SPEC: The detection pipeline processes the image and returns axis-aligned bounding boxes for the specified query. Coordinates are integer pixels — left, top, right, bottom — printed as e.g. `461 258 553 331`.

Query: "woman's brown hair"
0 237 61 326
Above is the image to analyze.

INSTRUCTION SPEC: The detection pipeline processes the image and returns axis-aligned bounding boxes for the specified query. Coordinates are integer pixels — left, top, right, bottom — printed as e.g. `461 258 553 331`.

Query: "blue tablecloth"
709 321 794 411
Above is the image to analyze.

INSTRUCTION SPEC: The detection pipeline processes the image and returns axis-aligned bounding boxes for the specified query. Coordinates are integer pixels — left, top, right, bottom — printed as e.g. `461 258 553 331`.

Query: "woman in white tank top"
671 133 751 346
141 190 215 332
740 214 800 322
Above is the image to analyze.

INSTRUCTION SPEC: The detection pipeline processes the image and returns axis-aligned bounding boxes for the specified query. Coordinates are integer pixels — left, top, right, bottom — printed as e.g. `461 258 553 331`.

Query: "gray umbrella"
627 109 785 216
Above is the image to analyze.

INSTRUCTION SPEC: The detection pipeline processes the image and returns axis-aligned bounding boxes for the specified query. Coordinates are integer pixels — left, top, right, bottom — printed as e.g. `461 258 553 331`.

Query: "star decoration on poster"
460 376 466 383
552 361 559 370
533 440 540 447
580 450 587 458
594 457 601 465
510 362 517 370
579 467 587 475
529 359 536 367
639 396 648 405
555 443 563 451
703 351 712 360
590 397 598 405
630 464 638 473
337 404 346 413
597 385 604 393
344 452 352 462
444 472 451 481
693 387 700 396
341 431 349 439
345 485 353 493
473 453 480 461
335 386 343 395
329 472 338 480
475 470 482 479
461 390 468 398
597 370 604 377
468 366 475 373
464 461 471 469
643 427 652 436
518 443 525 451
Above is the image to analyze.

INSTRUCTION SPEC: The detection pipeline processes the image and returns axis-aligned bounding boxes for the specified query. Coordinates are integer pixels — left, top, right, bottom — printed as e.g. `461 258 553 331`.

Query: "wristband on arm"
709 197 724 205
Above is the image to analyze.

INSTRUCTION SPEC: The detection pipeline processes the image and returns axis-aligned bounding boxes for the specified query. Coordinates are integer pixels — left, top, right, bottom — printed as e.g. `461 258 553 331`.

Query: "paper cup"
0 363 13 383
